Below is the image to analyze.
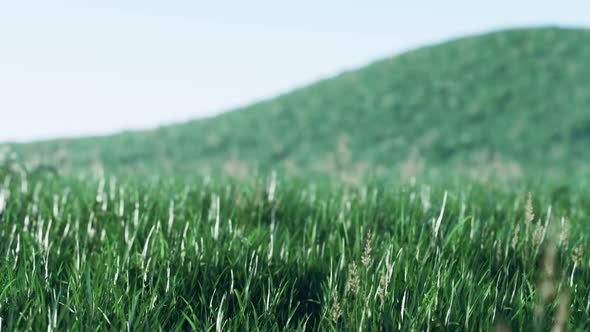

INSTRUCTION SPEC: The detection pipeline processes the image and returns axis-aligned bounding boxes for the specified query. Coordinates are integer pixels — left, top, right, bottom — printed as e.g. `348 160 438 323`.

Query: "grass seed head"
525 192 535 223
331 295 342 323
346 262 360 296
361 231 372 268
559 217 568 245
376 272 388 303
572 245 582 265
511 224 520 250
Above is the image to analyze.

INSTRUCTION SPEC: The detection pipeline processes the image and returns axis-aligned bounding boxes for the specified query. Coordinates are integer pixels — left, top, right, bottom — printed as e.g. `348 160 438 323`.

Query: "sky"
0 1 588 142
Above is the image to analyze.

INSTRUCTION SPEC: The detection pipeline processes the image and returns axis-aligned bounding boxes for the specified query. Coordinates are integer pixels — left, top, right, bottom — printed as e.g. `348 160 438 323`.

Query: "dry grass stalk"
376 272 389 303
525 192 535 223
331 294 342 323
570 245 582 287
511 224 520 250
361 231 373 268
524 192 534 244
572 245 582 265
346 262 360 296
559 217 568 245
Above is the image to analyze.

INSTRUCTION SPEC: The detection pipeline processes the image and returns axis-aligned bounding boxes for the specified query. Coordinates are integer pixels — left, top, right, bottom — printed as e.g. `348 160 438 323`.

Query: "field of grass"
1 169 589 330
2 26 590 331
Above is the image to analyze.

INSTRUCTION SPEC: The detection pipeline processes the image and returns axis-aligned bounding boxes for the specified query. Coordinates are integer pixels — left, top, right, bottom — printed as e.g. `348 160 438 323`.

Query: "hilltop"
8 27 590 181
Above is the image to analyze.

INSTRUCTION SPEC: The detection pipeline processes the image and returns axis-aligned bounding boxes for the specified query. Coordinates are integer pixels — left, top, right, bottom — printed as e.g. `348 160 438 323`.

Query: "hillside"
7 27 590 181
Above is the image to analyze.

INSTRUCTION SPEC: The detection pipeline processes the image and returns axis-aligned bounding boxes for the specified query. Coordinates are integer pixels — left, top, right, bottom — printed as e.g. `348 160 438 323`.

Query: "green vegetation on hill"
8 27 590 181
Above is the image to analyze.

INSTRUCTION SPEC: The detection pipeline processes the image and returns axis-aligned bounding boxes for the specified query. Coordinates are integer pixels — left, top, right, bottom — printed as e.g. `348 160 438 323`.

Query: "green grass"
7 27 590 180
1 172 589 330
2 26 590 331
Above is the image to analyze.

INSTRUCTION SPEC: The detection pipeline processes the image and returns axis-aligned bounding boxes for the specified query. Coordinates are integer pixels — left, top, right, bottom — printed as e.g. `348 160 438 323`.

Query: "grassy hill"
7 27 590 181
3 27 590 330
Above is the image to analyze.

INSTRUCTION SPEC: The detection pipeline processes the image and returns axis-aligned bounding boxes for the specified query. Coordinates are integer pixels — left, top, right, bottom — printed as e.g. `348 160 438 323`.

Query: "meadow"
2 26 590 331
1 169 589 330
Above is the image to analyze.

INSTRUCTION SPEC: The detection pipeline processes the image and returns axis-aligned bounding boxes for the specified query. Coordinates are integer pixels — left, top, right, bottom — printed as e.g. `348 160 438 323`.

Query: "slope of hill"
7 27 590 180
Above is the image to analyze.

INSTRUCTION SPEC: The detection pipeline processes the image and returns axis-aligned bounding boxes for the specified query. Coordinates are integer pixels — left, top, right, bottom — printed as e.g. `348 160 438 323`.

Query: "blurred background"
1 1 588 142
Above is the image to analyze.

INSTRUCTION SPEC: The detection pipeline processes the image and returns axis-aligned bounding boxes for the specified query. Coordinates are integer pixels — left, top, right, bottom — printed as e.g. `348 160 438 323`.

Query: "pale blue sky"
0 1 588 142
